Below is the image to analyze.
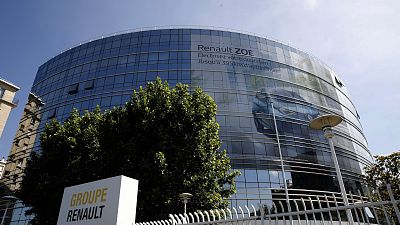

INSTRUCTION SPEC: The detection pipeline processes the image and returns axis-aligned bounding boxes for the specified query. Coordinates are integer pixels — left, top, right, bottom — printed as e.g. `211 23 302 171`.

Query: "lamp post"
179 193 193 214
271 103 293 225
271 103 292 203
0 196 18 225
309 114 354 224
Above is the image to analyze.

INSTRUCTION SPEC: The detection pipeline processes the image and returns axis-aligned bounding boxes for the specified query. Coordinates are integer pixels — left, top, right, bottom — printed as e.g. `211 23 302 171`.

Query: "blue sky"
0 0 399 157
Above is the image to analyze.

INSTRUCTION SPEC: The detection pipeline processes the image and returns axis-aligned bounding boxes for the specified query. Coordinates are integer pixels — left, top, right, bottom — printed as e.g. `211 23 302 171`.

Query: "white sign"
56 175 138 225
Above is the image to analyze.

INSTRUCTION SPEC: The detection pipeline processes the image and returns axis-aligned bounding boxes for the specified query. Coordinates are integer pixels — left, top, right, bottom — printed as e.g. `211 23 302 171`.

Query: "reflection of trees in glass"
247 75 266 91
190 71 203 87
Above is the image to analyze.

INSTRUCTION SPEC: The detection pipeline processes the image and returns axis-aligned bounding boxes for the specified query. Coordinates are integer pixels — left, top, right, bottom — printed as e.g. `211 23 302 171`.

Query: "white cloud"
304 0 318 10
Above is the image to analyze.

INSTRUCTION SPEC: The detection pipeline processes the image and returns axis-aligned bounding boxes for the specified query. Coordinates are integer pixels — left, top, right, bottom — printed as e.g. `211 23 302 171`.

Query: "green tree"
17 79 238 225
364 152 400 224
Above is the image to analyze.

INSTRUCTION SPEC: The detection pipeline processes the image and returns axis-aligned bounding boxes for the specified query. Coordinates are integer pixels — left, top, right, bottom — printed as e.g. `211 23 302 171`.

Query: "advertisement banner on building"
56 175 138 225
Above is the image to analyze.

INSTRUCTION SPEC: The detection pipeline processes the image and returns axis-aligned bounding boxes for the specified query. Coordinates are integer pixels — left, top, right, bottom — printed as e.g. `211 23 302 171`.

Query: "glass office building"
5 28 373 211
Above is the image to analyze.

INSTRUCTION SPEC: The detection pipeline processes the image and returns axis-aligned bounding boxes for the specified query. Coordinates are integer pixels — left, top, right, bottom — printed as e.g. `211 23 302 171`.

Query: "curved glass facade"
6 28 373 208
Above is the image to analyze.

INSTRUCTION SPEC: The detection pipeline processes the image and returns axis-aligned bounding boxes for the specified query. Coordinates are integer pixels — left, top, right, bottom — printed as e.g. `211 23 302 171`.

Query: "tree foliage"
17 79 238 225
364 151 400 223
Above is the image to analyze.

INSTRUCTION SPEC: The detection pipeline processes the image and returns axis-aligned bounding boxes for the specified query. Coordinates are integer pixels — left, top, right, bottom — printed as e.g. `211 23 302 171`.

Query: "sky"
0 0 399 158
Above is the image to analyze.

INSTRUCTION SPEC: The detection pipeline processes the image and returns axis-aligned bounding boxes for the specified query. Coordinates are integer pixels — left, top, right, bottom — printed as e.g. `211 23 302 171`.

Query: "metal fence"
136 184 400 225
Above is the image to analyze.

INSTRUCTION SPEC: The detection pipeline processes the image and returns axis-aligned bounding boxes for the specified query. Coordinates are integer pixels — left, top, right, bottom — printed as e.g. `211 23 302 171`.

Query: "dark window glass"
160 34 170 42
112 40 121 48
118 56 128 64
84 80 94 90
47 108 57 119
148 53 158 61
115 75 124 84
67 83 79 94
139 54 148 62
111 95 122 106
128 55 136 63
105 77 114 86
150 35 159 43
108 58 118 66
101 96 111 107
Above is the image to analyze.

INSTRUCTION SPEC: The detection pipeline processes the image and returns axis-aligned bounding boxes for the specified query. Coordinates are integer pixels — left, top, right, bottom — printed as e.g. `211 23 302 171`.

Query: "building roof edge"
0 78 20 91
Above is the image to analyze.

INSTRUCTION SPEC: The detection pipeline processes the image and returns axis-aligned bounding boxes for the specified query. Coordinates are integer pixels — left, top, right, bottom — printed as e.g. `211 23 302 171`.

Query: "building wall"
2 94 43 191
0 158 6 180
0 79 19 139
6 28 373 207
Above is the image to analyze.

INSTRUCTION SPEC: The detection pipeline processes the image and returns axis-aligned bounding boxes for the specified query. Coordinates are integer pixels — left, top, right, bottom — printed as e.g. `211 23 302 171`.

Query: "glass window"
95 78 105 88
82 64 90 72
67 83 79 94
254 142 266 155
119 38 129 46
242 142 254 154
84 80 94 90
150 35 160 43
158 52 169 61
105 77 114 86
128 55 136 63
118 56 128 65
0 87 5 98
101 96 111 107
257 170 270 182
90 62 98 71
111 95 122 106
236 169 245 182
245 169 258 182
81 100 89 110
100 59 108 68
269 170 280 183
170 34 179 42
239 117 251 128
148 53 158 61
121 95 131 104
47 108 57 119
108 58 118 66
160 34 170 42
169 51 178 60
112 40 121 48
115 75 124 84
139 54 148 62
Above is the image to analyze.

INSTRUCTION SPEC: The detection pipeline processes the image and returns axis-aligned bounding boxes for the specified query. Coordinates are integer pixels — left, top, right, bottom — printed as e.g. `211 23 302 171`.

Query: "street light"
309 114 354 224
178 193 193 214
0 195 18 225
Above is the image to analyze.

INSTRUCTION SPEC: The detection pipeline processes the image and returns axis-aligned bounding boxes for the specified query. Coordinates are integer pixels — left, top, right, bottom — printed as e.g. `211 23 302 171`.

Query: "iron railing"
136 184 400 225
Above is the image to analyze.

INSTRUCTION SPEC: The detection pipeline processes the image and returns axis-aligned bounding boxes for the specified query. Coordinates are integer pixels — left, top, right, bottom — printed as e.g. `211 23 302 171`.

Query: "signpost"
56 175 138 225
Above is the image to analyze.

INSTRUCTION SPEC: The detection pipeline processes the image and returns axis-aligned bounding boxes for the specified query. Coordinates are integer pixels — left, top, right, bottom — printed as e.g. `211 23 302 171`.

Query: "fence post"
387 184 400 223
316 195 325 225
365 186 379 224
260 204 265 225
357 190 370 225
331 193 342 223
307 196 317 224
376 187 392 225
349 192 360 223
300 198 309 224
293 200 301 225
169 214 176 225
323 195 334 225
